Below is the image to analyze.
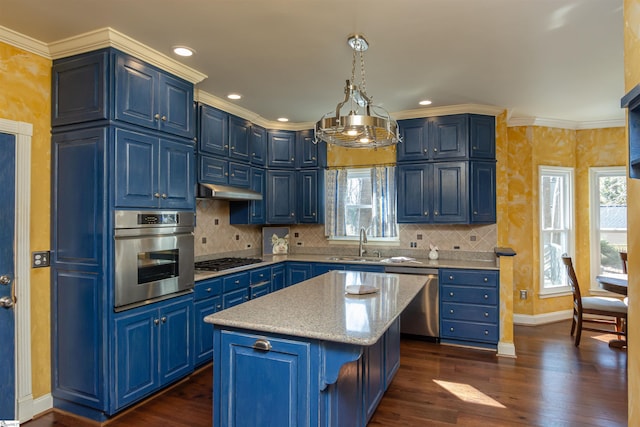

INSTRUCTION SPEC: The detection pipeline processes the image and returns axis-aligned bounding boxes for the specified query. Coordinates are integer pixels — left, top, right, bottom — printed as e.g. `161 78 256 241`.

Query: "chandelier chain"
359 50 367 95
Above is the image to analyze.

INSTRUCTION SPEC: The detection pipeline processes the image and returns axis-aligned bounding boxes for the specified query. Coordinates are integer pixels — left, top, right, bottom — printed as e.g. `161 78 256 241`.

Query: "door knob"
0 296 14 309
0 275 11 285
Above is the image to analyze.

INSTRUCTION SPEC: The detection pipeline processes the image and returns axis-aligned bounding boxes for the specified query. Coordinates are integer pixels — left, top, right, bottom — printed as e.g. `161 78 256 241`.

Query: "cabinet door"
286 262 312 286
250 124 267 166
249 168 266 223
312 263 344 277
194 296 221 366
384 317 401 387
114 128 158 208
228 115 251 162
198 104 228 156
158 73 195 139
114 53 158 131
218 331 310 427
228 161 251 188
298 169 319 223
267 170 296 223
158 139 195 210
199 155 228 185
114 306 158 409
397 118 429 162
433 162 467 223
296 129 317 168
430 114 468 159
271 264 286 291
469 114 496 159
470 161 496 223
158 297 193 386
364 338 385 423
223 288 250 308
397 164 431 223
267 130 296 168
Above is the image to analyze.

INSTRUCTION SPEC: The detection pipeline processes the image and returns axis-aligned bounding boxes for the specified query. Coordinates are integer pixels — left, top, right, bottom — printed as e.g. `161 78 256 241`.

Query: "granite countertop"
204 270 426 346
194 253 499 282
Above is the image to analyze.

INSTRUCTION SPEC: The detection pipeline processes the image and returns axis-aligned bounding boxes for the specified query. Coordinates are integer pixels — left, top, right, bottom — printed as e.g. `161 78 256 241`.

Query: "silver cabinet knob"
0 275 11 285
161 193 167 199
433 148 438 152
154 192 161 198
161 316 167 323
484 312 489 317
154 113 160 120
161 115 167 122
484 277 488 282
449 292 454 297
484 330 489 335
154 319 160 325
484 294 489 299
206 288 212 293
450 327 454 332
0 296 14 309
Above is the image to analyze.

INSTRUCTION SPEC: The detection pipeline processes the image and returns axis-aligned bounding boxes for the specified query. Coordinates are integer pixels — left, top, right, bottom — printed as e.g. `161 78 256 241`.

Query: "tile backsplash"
195 200 497 259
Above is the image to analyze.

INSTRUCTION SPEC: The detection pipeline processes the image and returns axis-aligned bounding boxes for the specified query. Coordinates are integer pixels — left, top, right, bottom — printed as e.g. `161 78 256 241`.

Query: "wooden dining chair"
561 255 628 347
620 251 628 274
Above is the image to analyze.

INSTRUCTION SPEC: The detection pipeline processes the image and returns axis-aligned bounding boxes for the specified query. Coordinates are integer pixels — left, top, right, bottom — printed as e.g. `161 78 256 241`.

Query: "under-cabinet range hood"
197 183 263 201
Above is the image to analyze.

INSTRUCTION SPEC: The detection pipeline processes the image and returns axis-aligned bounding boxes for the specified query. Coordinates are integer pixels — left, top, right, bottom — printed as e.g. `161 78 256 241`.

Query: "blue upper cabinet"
470 161 496 223
297 169 323 223
228 115 251 162
267 130 296 168
267 170 296 223
52 48 195 139
296 129 317 168
250 124 267 166
114 53 195 138
114 128 195 210
397 114 495 162
397 163 432 223
230 167 266 224
198 104 229 156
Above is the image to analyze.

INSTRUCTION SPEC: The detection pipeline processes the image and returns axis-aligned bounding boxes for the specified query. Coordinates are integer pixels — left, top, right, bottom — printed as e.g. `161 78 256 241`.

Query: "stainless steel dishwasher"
384 266 439 341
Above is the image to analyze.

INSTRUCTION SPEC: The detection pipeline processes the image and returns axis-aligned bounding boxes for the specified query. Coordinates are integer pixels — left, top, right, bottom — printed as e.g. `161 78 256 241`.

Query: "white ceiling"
0 0 625 127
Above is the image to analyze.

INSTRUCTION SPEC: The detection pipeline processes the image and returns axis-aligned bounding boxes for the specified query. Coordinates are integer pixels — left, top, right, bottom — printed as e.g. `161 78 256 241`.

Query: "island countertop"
204 270 426 346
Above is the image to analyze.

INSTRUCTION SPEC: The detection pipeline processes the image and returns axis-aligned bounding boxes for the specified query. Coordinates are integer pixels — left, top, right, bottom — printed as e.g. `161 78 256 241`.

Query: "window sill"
538 286 572 298
327 237 400 247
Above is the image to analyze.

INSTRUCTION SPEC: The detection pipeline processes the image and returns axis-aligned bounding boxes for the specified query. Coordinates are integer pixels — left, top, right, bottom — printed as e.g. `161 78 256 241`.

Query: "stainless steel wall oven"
114 210 194 310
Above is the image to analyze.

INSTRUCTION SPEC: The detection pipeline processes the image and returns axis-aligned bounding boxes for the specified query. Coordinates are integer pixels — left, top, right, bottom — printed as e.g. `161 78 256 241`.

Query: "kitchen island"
205 270 426 427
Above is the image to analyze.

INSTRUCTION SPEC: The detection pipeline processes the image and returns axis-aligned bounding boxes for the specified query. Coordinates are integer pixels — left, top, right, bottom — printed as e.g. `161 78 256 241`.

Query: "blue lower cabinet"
113 295 193 411
286 262 312 286
364 339 385 423
194 278 223 367
384 317 401 388
272 264 286 291
216 330 311 427
439 268 499 348
312 263 345 277
343 264 385 273
250 282 270 299
223 288 250 308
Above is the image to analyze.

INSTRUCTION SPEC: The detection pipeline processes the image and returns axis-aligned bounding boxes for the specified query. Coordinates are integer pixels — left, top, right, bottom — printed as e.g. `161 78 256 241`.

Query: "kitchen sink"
326 256 371 262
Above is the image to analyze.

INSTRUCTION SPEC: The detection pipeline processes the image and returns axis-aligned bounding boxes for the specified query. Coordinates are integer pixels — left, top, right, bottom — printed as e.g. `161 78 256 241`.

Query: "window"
539 166 574 294
589 167 627 288
325 166 398 240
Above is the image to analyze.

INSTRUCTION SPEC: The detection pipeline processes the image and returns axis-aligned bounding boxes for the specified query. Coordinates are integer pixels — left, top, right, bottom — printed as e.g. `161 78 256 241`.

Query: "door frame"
0 118 33 422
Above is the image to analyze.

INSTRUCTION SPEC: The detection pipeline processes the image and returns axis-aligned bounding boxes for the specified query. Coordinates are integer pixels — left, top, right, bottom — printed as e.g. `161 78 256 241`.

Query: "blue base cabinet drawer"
439 268 499 349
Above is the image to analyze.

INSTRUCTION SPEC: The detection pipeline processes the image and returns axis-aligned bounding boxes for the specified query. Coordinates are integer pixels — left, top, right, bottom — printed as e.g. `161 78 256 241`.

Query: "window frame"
538 165 574 297
588 166 627 292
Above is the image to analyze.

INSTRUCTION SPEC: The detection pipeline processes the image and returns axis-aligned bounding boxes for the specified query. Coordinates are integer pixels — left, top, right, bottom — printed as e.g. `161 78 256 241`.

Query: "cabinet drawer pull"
450 327 454 332
161 115 167 122
154 192 160 198
449 309 454 314
161 193 167 199
449 275 454 280
235 280 240 284
154 113 160 120
484 312 489 317
483 277 488 282
484 330 489 335
161 316 167 323
423 148 428 153
449 292 454 297
434 148 438 152
216 304 222 309
224 144 229 148
252 339 272 352
154 319 159 325
206 288 212 293
312 156 316 160
474 211 478 215
231 146 235 150
244 295 249 300
484 294 489 299
291 157 295 161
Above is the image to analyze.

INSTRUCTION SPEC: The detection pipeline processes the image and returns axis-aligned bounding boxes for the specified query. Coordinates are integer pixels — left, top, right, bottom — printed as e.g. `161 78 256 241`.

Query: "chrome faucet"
358 228 368 257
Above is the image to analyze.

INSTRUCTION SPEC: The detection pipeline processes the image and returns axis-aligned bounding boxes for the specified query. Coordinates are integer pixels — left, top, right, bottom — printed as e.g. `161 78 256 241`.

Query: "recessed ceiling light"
277 117 289 122
419 100 433 106
227 94 242 100
173 46 194 57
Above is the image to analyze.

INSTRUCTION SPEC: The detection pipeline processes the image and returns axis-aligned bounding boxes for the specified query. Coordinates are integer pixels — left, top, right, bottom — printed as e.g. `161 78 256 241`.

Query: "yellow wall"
624 0 639 422
506 125 625 317
327 143 396 167
0 42 51 398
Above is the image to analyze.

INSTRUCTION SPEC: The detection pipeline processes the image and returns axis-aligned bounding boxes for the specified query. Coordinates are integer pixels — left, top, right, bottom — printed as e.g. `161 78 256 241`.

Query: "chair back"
561 255 583 311
620 251 628 274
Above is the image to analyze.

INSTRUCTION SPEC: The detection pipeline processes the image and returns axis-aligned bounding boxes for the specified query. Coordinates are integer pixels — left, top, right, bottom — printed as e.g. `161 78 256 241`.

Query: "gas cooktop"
194 257 263 272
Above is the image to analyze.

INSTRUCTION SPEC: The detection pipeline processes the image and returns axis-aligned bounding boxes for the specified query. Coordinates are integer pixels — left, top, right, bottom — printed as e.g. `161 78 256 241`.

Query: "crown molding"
0 25 50 58
47 27 207 84
507 116 625 130
392 104 505 120
196 90 315 131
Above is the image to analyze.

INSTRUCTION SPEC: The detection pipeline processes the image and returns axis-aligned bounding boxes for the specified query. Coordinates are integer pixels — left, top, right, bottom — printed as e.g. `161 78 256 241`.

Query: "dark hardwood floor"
25 320 627 426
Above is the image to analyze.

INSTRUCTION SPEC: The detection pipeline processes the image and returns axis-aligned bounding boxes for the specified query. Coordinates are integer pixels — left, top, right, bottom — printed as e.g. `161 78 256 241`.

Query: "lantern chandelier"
314 34 401 149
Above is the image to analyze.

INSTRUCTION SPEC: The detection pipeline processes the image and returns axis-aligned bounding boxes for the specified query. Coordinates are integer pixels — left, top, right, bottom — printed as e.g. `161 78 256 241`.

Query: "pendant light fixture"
314 34 400 149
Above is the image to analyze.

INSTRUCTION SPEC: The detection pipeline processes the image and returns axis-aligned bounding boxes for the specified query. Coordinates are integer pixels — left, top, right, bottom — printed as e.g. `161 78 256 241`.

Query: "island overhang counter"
205 270 427 427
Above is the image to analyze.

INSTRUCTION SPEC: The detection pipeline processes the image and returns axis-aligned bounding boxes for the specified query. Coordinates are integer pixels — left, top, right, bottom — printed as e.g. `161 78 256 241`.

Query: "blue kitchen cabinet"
267 170 297 223
199 154 251 188
397 114 494 162
343 264 385 273
272 264 286 291
439 269 499 348
286 262 312 286
215 330 312 427
115 52 195 139
228 115 251 162
198 104 228 156
222 271 251 308
229 167 266 224
397 162 474 224
250 266 272 299
296 129 318 168
194 278 223 367
267 130 296 168
114 128 195 210
384 316 401 387
470 161 496 223
364 338 385 423
312 263 345 277
52 49 195 139
113 294 193 411
298 169 323 223
250 124 267 166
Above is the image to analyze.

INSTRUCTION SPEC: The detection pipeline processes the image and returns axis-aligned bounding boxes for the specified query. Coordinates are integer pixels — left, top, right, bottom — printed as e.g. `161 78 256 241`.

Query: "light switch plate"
32 251 50 268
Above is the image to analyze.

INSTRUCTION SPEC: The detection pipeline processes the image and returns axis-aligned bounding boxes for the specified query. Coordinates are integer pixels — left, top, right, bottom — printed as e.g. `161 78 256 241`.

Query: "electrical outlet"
470 235 477 241
297 242 303 246
214 218 219 225
201 237 207 244
520 289 528 300
32 251 50 268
